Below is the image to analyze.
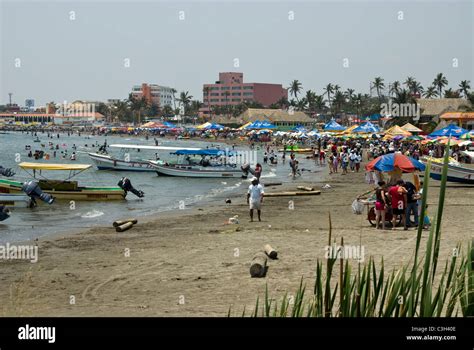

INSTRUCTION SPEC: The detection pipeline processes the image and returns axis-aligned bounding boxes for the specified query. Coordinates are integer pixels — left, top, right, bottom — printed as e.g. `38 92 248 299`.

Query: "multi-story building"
130 83 174 108
200 72 287 117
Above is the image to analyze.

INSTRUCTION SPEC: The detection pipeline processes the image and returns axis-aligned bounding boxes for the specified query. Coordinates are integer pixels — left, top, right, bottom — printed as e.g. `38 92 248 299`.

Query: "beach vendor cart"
355 153 426 227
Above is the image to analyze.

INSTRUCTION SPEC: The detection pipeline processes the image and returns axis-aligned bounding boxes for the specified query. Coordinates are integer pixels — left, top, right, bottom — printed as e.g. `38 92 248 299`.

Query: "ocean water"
0 131 323 243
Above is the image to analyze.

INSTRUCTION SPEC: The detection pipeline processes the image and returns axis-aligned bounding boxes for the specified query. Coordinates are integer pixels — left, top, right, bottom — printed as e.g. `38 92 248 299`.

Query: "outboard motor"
118 177 144 198
0 166 15 177
0 205 10 222
241 163 255 179
22 180 55 207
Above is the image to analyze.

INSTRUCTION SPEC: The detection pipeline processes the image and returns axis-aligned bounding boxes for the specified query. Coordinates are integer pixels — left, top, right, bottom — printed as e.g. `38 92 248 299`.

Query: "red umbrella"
365 153 425 173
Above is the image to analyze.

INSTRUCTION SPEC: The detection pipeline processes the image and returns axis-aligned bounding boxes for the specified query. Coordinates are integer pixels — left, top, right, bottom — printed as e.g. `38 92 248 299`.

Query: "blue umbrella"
205 123 225 130
163 121 176 128
353 122 380 133
292 125 307 132
247 120 276 129
324 119 346 131
429 124 469 138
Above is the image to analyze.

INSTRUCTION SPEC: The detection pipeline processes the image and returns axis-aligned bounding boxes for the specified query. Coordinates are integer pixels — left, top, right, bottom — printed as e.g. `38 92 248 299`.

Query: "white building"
130 83 175 108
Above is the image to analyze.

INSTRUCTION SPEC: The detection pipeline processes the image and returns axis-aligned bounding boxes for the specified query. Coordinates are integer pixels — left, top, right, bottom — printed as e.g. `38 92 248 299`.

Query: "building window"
243 86 253 90
232 98 241 102
210 93 219 96
243 92 253 96
232 92 241 96
221 87 229 90
210 87 219 90
231 86 241 90
210 99 219 102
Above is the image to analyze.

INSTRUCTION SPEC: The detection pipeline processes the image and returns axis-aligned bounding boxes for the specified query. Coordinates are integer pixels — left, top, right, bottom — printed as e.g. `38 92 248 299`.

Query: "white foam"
81 210 104 218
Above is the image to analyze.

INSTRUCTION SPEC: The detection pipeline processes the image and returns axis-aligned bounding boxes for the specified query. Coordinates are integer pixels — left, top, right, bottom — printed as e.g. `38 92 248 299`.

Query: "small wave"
81 210 104 218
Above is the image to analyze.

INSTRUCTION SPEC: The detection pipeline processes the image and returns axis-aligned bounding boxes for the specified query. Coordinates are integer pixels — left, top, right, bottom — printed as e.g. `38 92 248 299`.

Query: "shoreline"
1 160 473 316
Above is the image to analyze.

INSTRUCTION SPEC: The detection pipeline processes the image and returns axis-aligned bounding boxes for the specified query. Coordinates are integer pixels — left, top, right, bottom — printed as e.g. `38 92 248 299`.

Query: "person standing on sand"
388 180 408 230
247 177 264 222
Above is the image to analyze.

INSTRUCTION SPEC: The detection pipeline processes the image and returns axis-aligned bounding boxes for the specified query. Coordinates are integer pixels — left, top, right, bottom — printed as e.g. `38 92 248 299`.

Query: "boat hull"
149 163 243 178
427 162 474 184
0 179 125 201
89 153 156 172
0 194 33 207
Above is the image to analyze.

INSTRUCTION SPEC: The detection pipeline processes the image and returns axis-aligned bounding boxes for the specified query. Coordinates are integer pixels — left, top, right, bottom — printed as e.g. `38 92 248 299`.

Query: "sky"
0 0 473 106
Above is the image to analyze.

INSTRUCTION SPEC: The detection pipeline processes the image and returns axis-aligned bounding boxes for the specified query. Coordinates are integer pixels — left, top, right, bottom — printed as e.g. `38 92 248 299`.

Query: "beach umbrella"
292 125 307 132
406 135 425 141
196 122 212 130
460 131 474 139
459 140 473 147
163 121 176 128
205 123 224 130
324 119 346 132
401 123 422 133
353 121 380 133
429 124 469 138
365 153 426 173
238 122 252 130
384 125 412 137
438 138 461 146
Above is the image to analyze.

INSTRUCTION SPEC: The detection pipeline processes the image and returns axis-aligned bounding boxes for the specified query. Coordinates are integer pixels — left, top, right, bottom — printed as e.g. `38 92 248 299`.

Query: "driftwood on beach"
297 186 314 191
264 244 278 259
250 253 267 277
264 190 321 197
115 222 134 232
113 219 138 227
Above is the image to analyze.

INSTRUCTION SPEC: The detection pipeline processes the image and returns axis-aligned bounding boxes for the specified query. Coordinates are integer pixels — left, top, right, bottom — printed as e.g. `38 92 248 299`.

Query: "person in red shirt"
388 180 408 230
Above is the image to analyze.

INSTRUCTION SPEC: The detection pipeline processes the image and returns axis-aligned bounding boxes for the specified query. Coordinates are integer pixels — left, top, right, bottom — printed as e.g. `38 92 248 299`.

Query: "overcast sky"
1 0 473 106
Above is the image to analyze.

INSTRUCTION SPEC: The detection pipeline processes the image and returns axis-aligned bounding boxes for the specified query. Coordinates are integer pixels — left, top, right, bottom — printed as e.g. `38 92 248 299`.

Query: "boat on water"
148 149 244 178
0 194 33 207
422 157 474 184
88 144 201 172
0 162 126 201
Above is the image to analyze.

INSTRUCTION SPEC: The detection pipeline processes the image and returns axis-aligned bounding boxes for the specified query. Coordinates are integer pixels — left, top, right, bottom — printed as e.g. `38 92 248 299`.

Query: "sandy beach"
0 157 472 317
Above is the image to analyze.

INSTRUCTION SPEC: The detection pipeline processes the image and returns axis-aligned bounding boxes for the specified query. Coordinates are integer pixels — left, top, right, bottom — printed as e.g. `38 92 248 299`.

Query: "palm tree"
389 81 401 96
171 88 178 110
177 91 193 115
412 82 424 96
393 89 412 104
112 100 131 122
128 94 148 125
289 80 303 102
314 95 326 113
305 90 317 114
432 73 448 99
444 88 460 98
333 84 341 94
324 83 334 108
459 80 471 98
404 77 415 92
372 77 385 100
332 91 346 115
423 86 438 98
345 88 355 102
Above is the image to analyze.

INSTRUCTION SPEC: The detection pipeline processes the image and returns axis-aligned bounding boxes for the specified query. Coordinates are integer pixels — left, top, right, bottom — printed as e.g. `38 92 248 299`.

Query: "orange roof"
440 112 474 120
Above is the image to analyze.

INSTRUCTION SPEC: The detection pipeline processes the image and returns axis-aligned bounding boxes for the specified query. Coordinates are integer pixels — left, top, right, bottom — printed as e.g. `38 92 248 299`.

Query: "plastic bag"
352 199 364 215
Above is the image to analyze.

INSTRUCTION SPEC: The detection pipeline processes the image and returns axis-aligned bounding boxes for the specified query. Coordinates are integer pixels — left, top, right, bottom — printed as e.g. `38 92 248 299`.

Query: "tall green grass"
238 143 474 317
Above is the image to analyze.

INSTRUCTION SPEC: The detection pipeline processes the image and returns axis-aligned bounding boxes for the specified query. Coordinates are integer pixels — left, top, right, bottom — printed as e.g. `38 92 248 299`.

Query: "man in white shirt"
247 177 264 222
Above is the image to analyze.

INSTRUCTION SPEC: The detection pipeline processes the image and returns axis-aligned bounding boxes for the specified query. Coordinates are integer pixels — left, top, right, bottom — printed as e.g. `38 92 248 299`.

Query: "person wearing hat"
247 177 264 222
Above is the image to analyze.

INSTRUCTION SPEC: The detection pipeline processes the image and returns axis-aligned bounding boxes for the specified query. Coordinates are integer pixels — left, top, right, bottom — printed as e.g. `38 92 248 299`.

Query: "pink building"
200 72 287 116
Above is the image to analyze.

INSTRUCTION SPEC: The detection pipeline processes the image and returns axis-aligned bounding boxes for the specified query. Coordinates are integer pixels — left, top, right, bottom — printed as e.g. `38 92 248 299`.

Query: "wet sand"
0 161 473 316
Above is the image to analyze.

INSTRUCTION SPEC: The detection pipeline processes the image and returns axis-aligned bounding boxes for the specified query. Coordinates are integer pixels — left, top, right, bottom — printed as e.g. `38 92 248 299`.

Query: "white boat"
88 144 201 172
0 194 33 207
424 159 474 184
88 152 157 172
148 149 243 178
